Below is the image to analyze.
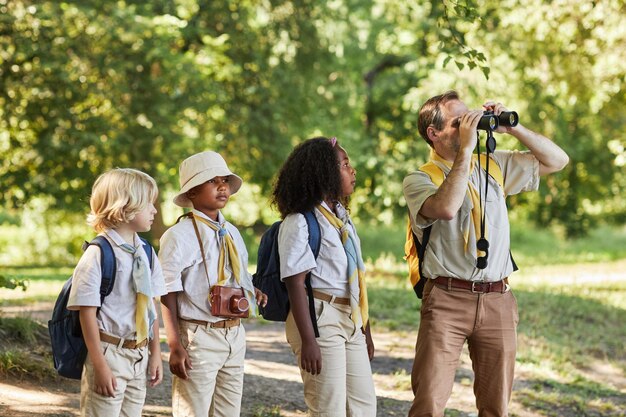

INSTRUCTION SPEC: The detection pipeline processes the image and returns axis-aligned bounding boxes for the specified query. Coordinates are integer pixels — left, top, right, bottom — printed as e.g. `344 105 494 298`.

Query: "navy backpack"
253 211 321 337
48 236 152 379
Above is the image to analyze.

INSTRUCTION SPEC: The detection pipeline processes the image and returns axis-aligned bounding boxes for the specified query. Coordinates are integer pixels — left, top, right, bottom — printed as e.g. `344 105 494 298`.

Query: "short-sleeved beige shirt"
159 209 253 323
277 201 362 298
403 150 539 282
67 229 167 339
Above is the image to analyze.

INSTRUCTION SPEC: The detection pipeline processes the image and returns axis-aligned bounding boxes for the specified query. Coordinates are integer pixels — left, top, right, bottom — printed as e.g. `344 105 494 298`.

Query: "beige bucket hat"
173 151 243 208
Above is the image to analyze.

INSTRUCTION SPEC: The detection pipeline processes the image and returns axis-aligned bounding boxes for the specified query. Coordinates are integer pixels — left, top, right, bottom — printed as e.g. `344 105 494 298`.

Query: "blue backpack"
48 236 153 379
253 211 321 337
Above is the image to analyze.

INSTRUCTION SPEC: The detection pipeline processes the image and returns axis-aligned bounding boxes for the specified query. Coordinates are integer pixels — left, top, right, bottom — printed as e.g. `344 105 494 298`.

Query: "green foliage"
0 274 27 291
0 317 41 344
0 0 625 249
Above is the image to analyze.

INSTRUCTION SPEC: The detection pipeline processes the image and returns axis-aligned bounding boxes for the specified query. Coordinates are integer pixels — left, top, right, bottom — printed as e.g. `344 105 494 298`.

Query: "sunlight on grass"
0 267 69 303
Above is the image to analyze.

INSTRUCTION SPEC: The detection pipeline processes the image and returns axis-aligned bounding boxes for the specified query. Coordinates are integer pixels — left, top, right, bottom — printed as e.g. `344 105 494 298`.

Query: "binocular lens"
499 111 519 127
477 114 499 131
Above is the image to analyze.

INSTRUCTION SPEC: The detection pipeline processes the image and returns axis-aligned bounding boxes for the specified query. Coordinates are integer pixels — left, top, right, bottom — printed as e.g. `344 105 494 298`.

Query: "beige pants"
172 321 246 417
286 298 377 417
409 279 519 417
80 341 149 417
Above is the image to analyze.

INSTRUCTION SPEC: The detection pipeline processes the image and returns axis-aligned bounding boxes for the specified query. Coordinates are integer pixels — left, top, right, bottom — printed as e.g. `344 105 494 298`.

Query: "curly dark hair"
272 137 344 218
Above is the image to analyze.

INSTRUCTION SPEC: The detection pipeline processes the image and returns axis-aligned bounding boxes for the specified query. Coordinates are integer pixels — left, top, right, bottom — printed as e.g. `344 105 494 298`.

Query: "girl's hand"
300 339 322 375
93 362 117 397
254 287 268 307
364 325 375 361
147 351 163 387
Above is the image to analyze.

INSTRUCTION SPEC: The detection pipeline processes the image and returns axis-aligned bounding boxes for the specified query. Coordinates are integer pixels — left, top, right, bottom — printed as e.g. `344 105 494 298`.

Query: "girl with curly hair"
273 136 376 417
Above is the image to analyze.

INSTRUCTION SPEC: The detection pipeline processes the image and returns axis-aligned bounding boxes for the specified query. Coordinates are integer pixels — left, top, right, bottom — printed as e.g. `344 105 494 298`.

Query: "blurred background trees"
1 0 624 266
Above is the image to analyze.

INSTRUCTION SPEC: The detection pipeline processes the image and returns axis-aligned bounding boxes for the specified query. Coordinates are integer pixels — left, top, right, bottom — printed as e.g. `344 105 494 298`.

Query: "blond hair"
87 168 158 233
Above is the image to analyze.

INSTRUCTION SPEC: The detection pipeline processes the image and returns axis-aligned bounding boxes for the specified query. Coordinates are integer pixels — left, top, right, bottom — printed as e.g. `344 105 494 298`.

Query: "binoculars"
477 110 519 131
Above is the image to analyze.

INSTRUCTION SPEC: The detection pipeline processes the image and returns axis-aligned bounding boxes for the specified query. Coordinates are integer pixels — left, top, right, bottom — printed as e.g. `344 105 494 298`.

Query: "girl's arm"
284 272 322 375
147 298 163 387
79 306 117 397
160 292 192 379
364 322 375 361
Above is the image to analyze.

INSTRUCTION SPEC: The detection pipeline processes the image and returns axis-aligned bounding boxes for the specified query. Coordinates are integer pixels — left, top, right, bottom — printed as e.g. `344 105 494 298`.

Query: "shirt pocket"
485 176 505 232
182 257 211 296
316 232 347 279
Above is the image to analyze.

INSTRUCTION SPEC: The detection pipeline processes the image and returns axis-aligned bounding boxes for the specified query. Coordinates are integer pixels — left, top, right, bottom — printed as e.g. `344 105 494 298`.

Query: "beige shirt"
67 229 167 339
278 201 362 298
403 150 539 282
159 209 253 323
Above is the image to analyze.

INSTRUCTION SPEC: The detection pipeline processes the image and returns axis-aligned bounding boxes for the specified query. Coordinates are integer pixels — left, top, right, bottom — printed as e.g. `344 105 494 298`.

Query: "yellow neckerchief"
429 149 485 255
316 204 369 328
118 239 154 343
191 213 242 287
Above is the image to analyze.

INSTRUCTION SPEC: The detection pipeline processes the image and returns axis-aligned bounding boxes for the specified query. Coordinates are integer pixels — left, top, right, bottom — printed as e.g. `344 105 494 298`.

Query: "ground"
0 299 623 417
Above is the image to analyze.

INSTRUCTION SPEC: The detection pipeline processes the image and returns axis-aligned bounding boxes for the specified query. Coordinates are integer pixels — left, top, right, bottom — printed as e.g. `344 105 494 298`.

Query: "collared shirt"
67 229 167 339
403 150 539 282
159 209 252 323
278 201 363 298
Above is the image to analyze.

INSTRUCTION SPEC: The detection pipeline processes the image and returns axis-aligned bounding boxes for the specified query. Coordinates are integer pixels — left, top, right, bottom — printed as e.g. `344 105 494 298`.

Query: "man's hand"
484 101 514 135
458 110 483 154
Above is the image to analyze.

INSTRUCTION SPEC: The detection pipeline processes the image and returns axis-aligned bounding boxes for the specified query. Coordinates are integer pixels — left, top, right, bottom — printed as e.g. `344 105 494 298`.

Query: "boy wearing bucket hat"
159 151 267 417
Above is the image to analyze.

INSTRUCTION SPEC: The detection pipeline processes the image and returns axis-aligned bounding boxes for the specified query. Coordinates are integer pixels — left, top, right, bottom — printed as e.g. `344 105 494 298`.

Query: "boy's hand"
147 352 163 387
254 287 268 307
169 344 193 380
93 362 117 397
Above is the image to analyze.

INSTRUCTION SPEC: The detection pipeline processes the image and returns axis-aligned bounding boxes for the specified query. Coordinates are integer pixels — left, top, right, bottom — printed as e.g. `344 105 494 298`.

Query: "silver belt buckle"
471 281 484 293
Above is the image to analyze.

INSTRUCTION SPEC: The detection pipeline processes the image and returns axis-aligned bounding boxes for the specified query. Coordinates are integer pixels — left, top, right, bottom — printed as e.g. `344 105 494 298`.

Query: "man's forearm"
510 124 569 175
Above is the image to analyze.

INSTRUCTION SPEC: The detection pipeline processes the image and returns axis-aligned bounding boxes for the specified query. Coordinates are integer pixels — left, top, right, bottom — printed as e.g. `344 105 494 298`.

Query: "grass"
0 317 56 380
356 221 626 267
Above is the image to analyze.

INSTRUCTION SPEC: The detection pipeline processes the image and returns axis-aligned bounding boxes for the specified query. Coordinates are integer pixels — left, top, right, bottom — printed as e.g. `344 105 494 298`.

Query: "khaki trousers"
286 298 377 417
80 341 149 417
409 279 519 417
172 320 246 417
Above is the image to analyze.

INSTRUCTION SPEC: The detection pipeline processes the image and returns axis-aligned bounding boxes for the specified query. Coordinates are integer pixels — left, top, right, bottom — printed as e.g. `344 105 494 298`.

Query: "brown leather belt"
312 290 351 306
180 318 241 328
99 332 149 349
433 276 509 294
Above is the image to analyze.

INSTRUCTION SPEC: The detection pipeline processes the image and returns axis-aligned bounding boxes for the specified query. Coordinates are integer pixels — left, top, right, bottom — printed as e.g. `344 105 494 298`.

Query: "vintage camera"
478 110 519 131
210 286 250 319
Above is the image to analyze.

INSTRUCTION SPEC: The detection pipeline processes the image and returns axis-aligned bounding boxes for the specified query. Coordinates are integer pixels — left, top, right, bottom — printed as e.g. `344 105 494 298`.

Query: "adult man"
403 91 568 417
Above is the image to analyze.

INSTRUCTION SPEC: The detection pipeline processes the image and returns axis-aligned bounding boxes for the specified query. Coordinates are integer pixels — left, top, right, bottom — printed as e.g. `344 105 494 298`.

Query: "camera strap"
475 129 496 269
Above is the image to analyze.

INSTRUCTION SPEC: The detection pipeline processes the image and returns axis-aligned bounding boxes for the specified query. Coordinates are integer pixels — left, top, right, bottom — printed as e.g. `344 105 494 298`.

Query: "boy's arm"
147 298 163 387
79 307 117 397
160 292 192 379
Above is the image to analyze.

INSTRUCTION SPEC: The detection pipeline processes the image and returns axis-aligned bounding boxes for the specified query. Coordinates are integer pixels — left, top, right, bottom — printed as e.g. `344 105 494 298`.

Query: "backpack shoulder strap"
419 161 446 187
479 154 505 195
303 210 321 338
138 237 154 270
303 210 321 258
88 236 117 304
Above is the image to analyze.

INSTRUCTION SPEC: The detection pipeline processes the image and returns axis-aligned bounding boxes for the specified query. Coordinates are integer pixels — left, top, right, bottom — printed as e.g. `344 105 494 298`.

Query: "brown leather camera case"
210 286 250 319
